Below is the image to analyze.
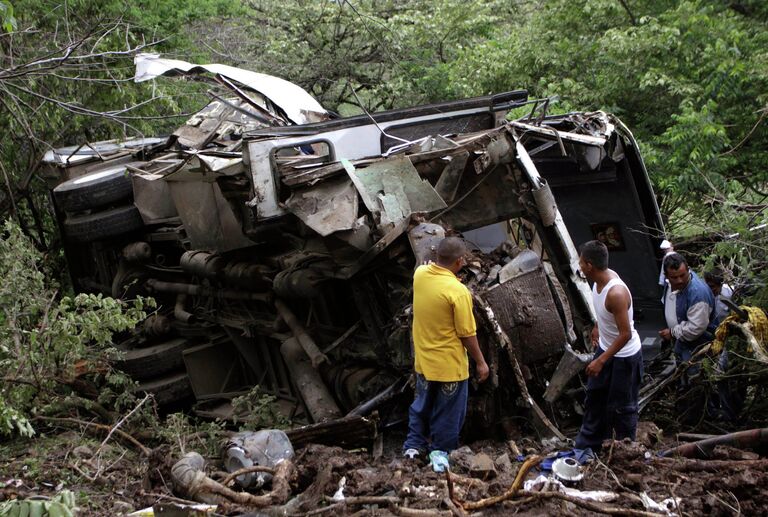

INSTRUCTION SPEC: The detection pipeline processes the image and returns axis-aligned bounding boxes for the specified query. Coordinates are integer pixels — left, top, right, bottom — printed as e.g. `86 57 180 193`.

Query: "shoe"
403 448 421 459
429 450 450 472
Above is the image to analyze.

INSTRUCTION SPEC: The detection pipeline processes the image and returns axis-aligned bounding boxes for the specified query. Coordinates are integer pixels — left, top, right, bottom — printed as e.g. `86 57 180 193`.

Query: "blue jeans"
403 374 468 453
575 349 643 451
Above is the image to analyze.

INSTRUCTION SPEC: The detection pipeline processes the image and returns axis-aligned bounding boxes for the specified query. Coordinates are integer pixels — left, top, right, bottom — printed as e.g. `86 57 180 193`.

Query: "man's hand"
476 361 490 382
585 356 605 377
659 328 672 341
591 325 599 349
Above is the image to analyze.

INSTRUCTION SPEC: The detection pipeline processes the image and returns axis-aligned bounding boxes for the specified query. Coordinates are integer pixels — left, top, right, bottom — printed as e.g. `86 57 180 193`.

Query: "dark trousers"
575 348 643 451
403 374 468 453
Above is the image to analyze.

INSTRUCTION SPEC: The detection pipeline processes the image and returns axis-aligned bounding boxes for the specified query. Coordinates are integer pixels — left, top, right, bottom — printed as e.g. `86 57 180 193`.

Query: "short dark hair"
437 237 466 265
579 240 608 270
663 252 687 273
704 267 724 285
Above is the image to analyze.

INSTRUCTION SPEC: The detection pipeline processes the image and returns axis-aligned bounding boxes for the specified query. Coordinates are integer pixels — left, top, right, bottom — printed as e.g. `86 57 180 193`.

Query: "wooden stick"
221 465 276 487
652 457 768 473
459 455 542 510
33 415 150 455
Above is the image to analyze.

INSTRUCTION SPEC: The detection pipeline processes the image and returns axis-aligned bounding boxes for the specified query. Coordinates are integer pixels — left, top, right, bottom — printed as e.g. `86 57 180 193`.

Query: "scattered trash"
551 457 584 483
127 503 218 516
429 450 450 473
331 476 346 501
524 474 618 502
640 492 680 516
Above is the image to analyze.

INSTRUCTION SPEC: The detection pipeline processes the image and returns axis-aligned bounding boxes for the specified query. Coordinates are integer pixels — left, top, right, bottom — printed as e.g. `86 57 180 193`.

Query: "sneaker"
403 448 421 459
429 450 450 472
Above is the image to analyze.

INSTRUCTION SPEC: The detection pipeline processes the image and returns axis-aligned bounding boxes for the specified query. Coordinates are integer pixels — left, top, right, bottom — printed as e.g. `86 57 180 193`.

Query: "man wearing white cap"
658 240 675 287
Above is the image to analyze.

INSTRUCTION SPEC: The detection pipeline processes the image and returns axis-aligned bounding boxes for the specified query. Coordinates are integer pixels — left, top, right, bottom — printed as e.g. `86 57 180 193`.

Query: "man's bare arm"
586 286 632 377
460 335 489 382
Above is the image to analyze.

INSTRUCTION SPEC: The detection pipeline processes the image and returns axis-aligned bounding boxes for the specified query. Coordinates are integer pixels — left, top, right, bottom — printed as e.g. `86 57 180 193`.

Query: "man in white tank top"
574 240 644 453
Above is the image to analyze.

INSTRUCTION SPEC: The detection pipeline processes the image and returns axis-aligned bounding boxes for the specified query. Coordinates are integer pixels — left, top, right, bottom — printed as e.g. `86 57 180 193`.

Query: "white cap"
660 239 672 250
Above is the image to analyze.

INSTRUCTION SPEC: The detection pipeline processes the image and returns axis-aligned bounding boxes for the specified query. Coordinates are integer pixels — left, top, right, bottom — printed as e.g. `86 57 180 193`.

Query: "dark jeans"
403 374 468 453
575 348 643 451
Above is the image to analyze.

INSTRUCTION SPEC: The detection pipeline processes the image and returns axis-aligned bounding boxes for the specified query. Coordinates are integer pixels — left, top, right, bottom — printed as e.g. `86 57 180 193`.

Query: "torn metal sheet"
195 153 244 175
285 177 358 237
511 120 607 147
434 152 469 203
41 137 167 167
134 53 326 125
343 156 446 227
168 181 254 252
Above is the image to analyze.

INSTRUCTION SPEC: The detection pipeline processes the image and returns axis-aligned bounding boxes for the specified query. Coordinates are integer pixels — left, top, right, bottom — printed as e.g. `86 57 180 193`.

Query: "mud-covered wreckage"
41 55 666 441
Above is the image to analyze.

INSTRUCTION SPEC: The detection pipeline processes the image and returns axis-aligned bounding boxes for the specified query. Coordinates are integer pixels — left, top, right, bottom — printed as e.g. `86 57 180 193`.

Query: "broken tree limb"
171 452 294 507
515 491 661 517
33 415 150 455
660 427 768 459
459 454 542 510
652 457 768 473
221 465 276 487
473 295 566 440
638 344 711 411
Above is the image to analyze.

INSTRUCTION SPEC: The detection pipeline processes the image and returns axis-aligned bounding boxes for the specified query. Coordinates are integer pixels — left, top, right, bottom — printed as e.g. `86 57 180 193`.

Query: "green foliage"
0 489 76 517
0 220 153 437
231 386 290 430
155 412 227 458
0 1 15 32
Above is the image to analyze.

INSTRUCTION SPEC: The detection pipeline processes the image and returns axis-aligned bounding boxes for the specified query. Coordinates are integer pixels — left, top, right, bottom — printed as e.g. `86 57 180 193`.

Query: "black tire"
63 204 144 242
116 337 188 380
53 163 137 213
137 371 194 406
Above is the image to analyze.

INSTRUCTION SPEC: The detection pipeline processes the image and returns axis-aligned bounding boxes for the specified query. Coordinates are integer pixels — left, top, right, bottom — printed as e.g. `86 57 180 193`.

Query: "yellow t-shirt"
412 264 477 382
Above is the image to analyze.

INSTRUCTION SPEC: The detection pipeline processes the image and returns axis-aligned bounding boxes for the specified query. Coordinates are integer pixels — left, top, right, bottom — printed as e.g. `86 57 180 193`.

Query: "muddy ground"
2 420 767 516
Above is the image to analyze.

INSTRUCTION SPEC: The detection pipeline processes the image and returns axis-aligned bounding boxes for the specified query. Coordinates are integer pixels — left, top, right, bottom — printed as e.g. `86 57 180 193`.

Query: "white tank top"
592 276 642 358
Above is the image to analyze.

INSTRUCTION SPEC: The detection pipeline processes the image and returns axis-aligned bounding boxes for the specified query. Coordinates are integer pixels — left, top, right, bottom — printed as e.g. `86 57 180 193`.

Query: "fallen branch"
652 457 768 473
220 465 276 487
33 415 150 455
172 452 294 507
95 394 150 458
660 427 768 459
459 455 542 510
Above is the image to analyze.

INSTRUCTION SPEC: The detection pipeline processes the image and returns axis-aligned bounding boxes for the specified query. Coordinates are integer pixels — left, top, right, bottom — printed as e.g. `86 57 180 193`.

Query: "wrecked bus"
41 58 666 439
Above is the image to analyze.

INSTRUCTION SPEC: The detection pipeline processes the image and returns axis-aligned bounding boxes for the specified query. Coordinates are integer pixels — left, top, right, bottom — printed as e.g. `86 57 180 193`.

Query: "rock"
72 445 94 458
469 453 497 479
636 421 663 447
495 452 513 473
449 446 474 471
111 501 134 514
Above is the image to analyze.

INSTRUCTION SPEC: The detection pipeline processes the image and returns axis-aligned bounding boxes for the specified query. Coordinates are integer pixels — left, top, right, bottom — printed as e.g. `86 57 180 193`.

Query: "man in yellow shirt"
403 237 489 466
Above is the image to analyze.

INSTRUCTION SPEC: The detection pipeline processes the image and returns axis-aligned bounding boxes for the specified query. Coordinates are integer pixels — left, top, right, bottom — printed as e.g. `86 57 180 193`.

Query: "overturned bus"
41 57 666 439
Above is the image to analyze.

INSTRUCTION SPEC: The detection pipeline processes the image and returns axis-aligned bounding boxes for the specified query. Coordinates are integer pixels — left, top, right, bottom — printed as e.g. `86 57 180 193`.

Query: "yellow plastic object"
712 306 768 356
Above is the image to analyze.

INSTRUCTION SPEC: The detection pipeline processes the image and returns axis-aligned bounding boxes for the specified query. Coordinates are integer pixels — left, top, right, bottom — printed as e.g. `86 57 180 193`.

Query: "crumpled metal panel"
483 266 566 364
134 53 326 125
168 181 254 252
342 156 446 229
285 177 358 237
